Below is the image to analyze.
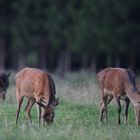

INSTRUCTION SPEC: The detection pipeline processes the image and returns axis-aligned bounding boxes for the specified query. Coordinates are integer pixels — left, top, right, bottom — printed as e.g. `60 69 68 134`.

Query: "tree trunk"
106 54 112 67
114 53 121 67
37 35 49 70
81 55 88 69
38 45 47 70
56 47 71 78
64 47 71 72
0 38 6 71
90 55 96 72
18 50 27 70
128 51 135 71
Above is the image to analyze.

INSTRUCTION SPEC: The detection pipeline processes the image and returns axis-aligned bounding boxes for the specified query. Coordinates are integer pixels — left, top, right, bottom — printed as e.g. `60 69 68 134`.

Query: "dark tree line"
0 0 140 76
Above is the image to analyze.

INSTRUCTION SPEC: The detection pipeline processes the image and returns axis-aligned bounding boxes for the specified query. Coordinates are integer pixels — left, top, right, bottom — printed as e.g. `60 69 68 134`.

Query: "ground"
0 71 140 140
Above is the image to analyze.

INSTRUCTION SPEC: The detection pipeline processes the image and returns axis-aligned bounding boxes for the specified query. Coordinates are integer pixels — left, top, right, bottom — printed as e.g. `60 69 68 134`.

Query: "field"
0 71 140 140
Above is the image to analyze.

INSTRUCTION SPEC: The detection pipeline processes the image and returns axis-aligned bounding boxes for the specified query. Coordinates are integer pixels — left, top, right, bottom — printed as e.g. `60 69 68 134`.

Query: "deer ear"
36 101 46 108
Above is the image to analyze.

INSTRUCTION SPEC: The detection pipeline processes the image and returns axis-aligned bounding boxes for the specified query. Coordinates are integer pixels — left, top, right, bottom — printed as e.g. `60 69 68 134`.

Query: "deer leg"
15 96 24 124
24 99 30 112
100 98 105 122
104 96 108 123
124 98 130 124
36 104 42 124
25 99 35 124
114 97 122 124
107 96 113 105
134 104 140 125
100 100 104 122
100 95 108 123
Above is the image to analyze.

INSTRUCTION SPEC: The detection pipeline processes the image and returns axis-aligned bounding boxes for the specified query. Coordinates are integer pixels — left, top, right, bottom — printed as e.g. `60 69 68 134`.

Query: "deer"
0 72 11 101
15 67 59 125
97 67 140 125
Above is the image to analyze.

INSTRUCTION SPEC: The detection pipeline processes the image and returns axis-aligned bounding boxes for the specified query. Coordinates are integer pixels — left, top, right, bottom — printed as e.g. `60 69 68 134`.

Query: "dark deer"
15 67 59 125
97 67 140 125
0 72 11 101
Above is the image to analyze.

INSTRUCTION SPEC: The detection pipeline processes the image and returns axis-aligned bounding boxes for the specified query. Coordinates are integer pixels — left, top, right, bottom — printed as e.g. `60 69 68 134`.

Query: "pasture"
0 71 140 140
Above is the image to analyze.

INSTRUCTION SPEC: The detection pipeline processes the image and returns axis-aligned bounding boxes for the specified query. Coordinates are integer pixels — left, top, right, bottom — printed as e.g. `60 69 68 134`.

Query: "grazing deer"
97 67 140 125
0 72 11 101
15 67 59 125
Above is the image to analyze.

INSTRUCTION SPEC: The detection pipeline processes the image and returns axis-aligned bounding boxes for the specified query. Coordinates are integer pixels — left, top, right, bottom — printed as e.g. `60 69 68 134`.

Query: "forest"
0 1 140 140
0 0 140 76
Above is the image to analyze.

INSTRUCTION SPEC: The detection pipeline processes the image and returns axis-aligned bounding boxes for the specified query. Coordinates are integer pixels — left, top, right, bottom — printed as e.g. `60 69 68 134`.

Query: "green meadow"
0 71 140 140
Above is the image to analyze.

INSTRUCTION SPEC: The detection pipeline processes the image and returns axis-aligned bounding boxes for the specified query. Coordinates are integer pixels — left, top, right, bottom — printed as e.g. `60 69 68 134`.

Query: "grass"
0 71 140 140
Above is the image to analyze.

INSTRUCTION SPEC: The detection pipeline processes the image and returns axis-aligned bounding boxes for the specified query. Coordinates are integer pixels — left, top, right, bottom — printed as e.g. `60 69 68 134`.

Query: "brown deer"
97 67 140 125
15 67 59 125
